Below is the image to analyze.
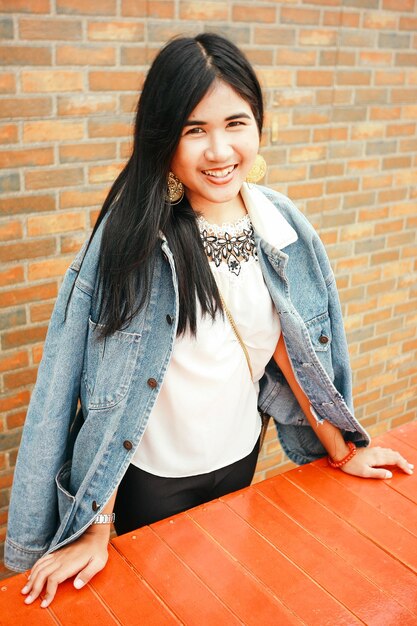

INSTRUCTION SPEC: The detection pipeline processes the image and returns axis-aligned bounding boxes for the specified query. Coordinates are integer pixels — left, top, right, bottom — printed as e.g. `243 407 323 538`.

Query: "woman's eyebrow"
183 112 252 126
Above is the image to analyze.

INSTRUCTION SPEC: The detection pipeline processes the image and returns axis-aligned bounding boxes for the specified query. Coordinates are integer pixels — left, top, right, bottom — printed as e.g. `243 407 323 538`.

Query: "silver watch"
92 513 115 524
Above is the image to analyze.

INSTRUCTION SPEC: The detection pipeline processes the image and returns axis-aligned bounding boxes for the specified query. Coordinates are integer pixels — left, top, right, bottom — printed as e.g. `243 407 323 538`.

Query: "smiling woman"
5 32 413 609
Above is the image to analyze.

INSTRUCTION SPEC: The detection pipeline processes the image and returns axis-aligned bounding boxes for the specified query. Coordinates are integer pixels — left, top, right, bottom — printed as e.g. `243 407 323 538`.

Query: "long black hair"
89 32 264 337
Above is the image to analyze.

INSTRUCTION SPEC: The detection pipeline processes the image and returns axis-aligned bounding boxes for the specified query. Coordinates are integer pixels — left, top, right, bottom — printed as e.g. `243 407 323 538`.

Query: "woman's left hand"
341 446 414 479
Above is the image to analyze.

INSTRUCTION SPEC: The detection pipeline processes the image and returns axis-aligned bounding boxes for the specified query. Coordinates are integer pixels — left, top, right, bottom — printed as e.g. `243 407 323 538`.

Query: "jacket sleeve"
4 241 94 572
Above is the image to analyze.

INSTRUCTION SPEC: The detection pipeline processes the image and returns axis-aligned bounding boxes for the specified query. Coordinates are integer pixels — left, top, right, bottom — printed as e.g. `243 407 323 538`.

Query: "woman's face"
170 80 260 214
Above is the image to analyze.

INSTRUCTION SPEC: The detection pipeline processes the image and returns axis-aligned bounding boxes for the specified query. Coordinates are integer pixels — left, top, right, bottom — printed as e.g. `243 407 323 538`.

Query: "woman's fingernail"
74 578 85 589
385 471 392 479
40 599 48 608
409 463 414 469
24 595 33 604
21 585 29 594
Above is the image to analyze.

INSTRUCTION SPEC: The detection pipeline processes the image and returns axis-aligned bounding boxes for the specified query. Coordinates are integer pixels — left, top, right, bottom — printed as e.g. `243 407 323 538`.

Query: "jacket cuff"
4 537 46 573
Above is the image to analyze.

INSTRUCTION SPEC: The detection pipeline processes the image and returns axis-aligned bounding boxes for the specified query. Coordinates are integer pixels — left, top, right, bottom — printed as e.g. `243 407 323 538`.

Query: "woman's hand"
20 526 110 608
341 446 414 479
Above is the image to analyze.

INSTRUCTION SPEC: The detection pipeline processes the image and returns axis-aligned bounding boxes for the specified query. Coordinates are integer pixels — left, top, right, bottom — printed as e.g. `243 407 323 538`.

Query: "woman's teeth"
202 165 235 178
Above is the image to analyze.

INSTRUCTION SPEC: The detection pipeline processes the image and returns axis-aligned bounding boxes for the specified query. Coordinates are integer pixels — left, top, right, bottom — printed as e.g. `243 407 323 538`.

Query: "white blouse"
131 184 298 477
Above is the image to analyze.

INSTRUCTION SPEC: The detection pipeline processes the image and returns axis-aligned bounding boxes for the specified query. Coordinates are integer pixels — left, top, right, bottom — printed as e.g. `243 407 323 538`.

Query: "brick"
319 50 355 66
329 143 362 159
28 211 85 236
89 71 144 92
4 367 38 390
268 165 307 183
396 53 417 67
121 0 146 16
299 29 337 46
0 239 55 264
57 0 116 14
26 167 84 190
363 11 397 29
232 5 276 23
257 69 292 88
281 7 320 24
387 123 416 136
33 344 43 364
30 301 54 322
0 194 54 216
0 0 49 12
336 71 371 85
19 18 82 40
0 173 19 193
340 31 376 47
243 48 274 67
0 266 24 287
24 120 84 142
359 206 389 222
323 9 360 27
378 33 410 49
0 308 26 331
145 1 175 19
28 256 73 280
313 127 347 142
0 391 30 414
383 0 414 10
399 16 417 30
370 106 401 120
310 162 344 178
289 145 327 163
58 94 116 116
297 71 333 87
88 163 124 184
121 46 150 66
360 54 394 73
0 97 51 119
351 123 384 140
88 21 144 41
316 88 352 106
365 140 397 155
0 124 18 144
60 142 116 163
22 70 83 93
60 188 106 209
273 89 314 107
179 2 228 20
0 45 51 65
6 411 27 430
0 18 13 38
0 73 16 93
326 178 359 194
88 118 132 138
287 182 323 200
362 174 393 190
57 45 115 66
254 27 295 46
293 110 331 125
147 23 210 44
394 169 417 186
0 220 23 242
347 158 379 173
0 281 57 309
120 94 138 114
275 129 310 144
61 233 86 253
275 48 316 66
2 325 48 350
0 147 53 168
354 89 388 105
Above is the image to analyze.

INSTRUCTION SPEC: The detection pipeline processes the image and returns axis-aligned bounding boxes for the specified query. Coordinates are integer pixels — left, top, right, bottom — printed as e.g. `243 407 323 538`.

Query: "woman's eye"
185 127 204 135
228 121 244 127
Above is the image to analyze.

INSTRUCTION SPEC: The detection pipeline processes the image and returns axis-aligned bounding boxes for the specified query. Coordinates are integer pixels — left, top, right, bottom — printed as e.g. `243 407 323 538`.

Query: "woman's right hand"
20 526 110 608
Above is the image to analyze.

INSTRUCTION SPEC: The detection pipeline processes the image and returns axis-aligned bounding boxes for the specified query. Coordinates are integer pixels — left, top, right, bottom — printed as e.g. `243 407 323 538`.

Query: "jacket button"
147 378 158 388
166 314 173 325
92 500 99 511
319 335 329 344
123 440 133 450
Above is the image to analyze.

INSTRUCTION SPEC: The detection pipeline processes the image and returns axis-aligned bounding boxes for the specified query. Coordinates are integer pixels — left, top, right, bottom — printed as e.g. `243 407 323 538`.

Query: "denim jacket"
5 185 370 572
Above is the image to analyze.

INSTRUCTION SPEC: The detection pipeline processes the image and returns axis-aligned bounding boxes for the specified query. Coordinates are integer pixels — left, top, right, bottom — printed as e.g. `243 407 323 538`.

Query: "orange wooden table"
2 421 417 625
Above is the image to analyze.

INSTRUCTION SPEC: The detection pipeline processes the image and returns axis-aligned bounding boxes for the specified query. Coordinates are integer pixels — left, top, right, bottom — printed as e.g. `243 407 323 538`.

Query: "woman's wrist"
328 441 357 468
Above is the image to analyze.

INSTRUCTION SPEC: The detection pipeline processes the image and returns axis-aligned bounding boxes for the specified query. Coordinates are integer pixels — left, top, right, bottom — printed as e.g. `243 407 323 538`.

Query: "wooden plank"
255 474 417 616
224 486 417 625
185 500 360 626
112 525 245 626
385 422 417 449
90 544 181 626
285 464 417 573
0 573 60 626
371 432 417 505
153 511 303 626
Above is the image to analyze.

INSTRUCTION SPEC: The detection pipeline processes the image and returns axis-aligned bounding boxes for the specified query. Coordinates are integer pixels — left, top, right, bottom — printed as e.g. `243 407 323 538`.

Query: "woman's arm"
273 334 413 479
21 487 118 609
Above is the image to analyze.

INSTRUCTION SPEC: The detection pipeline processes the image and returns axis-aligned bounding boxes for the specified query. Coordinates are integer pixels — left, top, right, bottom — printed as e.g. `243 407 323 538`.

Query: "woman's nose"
204 134 234 163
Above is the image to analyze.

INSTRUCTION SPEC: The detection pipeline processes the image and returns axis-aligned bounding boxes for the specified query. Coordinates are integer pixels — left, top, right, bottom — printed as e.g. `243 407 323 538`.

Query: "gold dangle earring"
245 154 267 184
167 172 184 204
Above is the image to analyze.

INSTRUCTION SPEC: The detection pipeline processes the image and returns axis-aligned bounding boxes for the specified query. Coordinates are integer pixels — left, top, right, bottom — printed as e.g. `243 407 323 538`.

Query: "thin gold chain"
219 292 253 381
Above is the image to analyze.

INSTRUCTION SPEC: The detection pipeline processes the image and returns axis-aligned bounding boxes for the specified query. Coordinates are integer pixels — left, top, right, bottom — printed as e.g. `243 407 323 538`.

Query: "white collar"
240 183 298 250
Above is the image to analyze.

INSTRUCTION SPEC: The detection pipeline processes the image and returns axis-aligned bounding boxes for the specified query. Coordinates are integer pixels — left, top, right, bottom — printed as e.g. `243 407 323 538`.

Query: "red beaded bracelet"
328 441 357 468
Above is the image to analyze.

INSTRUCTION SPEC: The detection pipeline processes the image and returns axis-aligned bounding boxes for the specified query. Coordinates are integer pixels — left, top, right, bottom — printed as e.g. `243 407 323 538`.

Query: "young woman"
6 33 412 608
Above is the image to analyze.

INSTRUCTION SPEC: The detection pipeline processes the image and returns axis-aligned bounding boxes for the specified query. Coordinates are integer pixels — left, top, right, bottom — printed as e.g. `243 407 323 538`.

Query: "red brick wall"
1 0 416 575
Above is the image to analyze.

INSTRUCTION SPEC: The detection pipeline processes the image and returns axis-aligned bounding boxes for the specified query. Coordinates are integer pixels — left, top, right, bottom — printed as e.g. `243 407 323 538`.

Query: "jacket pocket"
305 311 334 379
55 460 75 523
82 317 141 409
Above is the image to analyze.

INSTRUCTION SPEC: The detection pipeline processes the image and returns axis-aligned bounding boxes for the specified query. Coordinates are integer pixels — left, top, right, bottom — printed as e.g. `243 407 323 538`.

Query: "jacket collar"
240 183 298 250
